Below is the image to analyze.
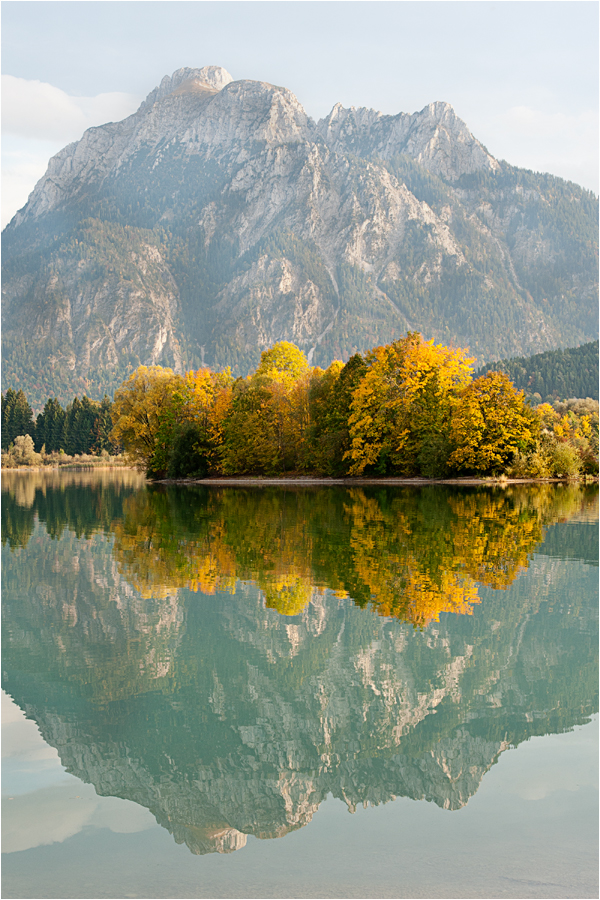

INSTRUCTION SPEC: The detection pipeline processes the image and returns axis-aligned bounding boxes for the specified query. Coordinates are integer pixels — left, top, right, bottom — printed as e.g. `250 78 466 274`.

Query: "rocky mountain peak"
139 66 234 110
2 66 597 404
317 99 498 180
424 100 455 120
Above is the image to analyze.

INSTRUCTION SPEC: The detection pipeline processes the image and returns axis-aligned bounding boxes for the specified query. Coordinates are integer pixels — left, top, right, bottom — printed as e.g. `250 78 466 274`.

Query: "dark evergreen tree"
1 389 35 449
35 398 64 452
1 390 18 450
49 401 67 452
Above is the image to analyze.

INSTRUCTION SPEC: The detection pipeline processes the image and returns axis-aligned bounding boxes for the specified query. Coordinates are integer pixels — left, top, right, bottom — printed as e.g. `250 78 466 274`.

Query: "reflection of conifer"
1 497 35 548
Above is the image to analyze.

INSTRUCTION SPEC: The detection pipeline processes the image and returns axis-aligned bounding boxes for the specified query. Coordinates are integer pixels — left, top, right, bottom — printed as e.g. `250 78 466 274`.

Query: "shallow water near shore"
2 472 598 898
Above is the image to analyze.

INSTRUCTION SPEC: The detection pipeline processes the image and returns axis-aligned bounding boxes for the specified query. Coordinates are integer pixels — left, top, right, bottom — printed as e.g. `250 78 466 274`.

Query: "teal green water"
2 472 598 898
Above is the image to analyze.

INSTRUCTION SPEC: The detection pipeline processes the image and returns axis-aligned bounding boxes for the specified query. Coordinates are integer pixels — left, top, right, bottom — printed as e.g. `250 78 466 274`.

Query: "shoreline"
2 468 597 487
1 464 130 472
153 475 598 487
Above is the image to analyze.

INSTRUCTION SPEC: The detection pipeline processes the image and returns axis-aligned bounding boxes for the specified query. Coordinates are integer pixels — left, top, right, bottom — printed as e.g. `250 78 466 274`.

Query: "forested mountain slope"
2 66 597 405
477 340 599 402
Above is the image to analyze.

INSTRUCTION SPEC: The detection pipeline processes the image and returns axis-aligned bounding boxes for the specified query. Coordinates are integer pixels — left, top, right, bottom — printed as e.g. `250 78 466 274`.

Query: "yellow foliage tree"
111 365 234 476
448 372 538 474
110 366 182 470
223 343 311 474
346 333 474 476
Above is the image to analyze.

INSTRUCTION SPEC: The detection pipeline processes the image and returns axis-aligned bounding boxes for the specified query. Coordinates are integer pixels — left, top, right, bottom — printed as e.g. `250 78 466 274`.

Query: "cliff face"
317 100 500 180
2 66 598 405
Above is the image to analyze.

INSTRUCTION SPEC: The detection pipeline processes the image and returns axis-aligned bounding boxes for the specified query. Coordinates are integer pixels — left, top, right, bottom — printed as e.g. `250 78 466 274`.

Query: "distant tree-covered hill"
477 341 599 403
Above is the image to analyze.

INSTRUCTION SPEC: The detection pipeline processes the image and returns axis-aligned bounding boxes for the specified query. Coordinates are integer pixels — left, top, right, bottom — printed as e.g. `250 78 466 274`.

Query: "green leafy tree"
307 355 367 475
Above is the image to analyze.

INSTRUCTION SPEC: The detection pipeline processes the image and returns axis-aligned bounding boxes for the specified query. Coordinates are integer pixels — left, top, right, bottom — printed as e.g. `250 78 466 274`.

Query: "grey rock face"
2 241 183 375
2 67 597 403
318 100 499 180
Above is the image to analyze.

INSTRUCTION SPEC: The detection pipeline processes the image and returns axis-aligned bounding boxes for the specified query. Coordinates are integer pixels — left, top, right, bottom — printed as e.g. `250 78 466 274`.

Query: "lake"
2 471 598 899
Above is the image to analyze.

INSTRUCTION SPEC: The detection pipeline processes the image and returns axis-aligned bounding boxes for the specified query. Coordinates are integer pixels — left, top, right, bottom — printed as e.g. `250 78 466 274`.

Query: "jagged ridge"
2 67 597 406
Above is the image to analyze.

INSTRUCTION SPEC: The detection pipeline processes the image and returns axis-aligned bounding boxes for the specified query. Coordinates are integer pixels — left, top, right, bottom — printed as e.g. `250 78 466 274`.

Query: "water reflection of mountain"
2 478 598 856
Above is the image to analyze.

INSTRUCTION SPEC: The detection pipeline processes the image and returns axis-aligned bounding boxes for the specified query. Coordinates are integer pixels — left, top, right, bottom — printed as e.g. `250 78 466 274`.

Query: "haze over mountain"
2 66 598 405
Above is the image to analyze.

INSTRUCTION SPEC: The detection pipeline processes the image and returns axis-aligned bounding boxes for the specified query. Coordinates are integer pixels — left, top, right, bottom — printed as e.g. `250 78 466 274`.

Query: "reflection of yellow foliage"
112 496 237 599
109 484 596 629
263 575 312 616
447 493 543 589
346 493 482 626
373 567 480 627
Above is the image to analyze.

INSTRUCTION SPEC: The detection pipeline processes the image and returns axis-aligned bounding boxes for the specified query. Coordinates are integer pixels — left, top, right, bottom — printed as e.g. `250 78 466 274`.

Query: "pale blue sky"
2 1 598 226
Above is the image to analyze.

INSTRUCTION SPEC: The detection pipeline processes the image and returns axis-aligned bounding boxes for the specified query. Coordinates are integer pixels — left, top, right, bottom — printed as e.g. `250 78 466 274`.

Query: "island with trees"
108 333 598 480
3 333 598 480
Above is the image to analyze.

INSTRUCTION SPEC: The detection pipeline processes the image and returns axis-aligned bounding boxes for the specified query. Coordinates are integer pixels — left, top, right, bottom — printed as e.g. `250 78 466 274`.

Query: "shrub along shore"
3 334 598 479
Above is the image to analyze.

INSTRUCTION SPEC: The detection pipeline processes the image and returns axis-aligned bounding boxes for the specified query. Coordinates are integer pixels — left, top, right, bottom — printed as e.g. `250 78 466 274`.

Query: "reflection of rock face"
2 481 598 855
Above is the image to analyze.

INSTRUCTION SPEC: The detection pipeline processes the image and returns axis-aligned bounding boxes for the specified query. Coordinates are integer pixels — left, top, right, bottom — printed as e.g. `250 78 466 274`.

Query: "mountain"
2 66 598 406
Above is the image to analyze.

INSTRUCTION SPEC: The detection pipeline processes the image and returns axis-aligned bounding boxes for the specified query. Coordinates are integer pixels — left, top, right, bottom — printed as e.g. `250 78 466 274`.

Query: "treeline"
1 389 117 455
477 341 599 403
110 334 599 480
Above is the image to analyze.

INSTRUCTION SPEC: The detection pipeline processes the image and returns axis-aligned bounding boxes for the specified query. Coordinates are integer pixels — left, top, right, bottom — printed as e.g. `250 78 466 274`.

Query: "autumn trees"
345 334 474 476
222 343 310 474
110 365 233 477
3 333 597 477
107 334 597 479
448 372 539 474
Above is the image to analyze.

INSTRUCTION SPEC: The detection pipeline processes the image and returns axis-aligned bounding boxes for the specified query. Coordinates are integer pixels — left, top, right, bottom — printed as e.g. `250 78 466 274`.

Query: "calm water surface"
2 471 598 898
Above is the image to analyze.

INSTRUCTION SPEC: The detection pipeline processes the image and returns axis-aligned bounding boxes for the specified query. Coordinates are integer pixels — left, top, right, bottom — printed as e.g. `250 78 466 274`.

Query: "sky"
2 0 598 227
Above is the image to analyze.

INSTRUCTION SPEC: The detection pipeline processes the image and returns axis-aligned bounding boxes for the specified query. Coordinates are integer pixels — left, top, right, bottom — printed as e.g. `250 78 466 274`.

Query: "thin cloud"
2 77 142 226
2 75 140 143
2 141 63 227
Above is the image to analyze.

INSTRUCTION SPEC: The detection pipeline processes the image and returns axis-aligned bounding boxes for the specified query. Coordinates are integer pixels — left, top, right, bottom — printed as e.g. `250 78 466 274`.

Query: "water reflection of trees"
3 473 597 627
2 476 597 856
1 469 145 547
110 483 597 626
